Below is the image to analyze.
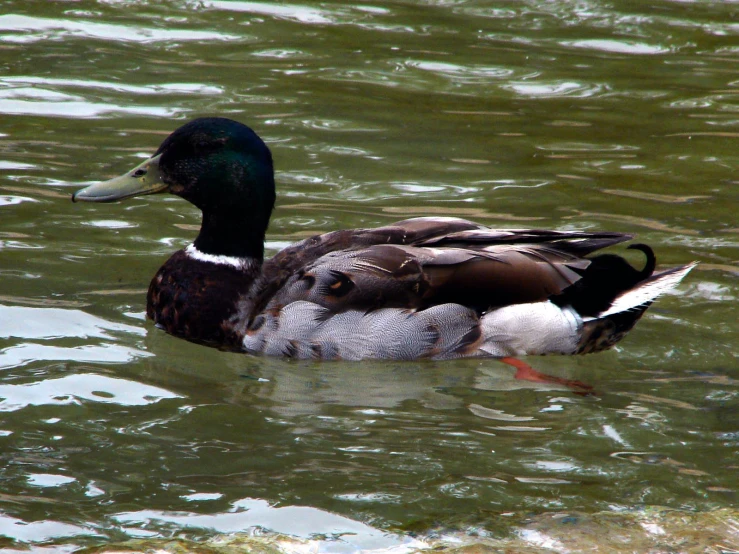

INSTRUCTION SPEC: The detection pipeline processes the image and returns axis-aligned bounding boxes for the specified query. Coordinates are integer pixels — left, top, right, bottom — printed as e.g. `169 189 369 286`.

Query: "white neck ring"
185 244 258 271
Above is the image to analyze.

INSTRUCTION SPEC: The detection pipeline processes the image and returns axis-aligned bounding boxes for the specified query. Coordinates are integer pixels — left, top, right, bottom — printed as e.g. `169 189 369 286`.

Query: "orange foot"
499 357 594 395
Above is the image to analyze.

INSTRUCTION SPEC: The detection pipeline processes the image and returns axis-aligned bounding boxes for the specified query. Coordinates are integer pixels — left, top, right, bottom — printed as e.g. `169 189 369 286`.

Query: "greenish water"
1 0 737 551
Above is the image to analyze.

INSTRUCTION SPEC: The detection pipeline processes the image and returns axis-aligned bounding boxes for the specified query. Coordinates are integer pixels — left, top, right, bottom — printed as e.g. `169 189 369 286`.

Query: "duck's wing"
243 217 632 318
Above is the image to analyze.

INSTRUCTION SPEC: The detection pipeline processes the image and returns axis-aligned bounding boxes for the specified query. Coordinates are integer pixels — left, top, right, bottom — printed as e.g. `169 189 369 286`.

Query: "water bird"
73 117 695 387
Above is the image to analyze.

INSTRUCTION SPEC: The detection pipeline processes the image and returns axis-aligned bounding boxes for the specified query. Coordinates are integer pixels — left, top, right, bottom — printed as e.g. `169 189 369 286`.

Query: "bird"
72 117 695 386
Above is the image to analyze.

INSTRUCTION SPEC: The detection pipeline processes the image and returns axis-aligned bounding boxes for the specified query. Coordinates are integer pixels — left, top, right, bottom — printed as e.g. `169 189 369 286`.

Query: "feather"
598 262 697 317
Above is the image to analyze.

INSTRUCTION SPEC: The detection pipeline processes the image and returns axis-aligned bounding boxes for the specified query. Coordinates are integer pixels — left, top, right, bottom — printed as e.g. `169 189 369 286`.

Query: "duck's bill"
72 154 167 203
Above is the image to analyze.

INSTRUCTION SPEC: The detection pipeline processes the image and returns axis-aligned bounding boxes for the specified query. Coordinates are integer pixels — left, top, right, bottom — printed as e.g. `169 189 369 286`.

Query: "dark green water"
1 1 737 551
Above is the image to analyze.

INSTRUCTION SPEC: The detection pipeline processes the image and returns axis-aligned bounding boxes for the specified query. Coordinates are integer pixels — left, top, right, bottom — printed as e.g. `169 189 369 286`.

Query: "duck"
72 117 695 382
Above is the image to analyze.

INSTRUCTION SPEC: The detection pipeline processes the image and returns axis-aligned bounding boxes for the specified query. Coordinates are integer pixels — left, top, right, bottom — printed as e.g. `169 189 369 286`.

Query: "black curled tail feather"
551 244 658 317
626 243 656 279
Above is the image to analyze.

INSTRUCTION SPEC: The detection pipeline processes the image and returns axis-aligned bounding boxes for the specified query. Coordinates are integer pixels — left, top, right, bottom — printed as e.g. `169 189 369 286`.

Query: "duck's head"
73 117 275 260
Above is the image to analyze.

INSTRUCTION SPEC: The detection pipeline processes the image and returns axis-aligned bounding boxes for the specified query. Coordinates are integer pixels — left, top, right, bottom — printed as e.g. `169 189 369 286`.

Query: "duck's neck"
193 210 266 263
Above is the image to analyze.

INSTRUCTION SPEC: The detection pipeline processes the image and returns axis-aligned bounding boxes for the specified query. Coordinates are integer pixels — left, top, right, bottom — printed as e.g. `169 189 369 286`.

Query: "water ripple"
502 81 606 98
0 513 92 543
0 194 38 206
208 1 335 24
113 497 418 552
0 14 238 43
407 60 515 82
0 85 179 118
0 343 151 369
0 305 143 339
27 473 77 487
2 76 223 96
563 39 671 55
0 373 178 412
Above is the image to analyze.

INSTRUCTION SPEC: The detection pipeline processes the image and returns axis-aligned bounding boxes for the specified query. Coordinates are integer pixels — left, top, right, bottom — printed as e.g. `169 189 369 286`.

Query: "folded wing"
243 217 631 318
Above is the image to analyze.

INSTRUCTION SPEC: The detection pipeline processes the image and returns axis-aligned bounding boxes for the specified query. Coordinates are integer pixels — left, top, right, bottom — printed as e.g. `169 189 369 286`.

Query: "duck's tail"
576 261 697 354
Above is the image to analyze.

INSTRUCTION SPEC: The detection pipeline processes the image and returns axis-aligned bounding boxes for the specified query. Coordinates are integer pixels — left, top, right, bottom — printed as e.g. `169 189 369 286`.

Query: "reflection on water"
0 343 150 370
0 513 93 543
208 1 339 24
0 305 143 339
0 14 238 43
0 0 737 550
0 373 177 411
564 39 670 55
114 497 419 553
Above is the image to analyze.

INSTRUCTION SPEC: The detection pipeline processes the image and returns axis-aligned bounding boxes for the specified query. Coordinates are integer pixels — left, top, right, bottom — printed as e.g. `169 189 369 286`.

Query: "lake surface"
1 0 737 551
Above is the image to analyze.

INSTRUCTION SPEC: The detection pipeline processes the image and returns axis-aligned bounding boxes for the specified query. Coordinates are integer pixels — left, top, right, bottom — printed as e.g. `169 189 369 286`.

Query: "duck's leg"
499 357 594 394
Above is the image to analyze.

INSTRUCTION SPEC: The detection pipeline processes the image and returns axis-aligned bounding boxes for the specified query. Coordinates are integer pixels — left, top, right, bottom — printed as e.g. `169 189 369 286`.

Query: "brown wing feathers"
236 218 634 328
420 247 587 310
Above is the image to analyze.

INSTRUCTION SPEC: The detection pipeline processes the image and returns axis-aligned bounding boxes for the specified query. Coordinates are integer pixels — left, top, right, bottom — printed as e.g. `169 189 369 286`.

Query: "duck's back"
228 217 690 360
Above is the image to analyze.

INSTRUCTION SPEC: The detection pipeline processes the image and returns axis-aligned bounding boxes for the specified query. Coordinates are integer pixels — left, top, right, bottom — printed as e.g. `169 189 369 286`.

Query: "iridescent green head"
73 117 276 259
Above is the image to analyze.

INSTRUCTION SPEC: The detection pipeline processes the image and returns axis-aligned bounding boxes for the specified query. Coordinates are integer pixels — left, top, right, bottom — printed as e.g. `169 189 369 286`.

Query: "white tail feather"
598 262 697 317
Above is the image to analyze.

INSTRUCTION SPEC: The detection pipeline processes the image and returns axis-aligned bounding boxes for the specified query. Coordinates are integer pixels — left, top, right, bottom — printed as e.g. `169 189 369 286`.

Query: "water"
1 0 737 551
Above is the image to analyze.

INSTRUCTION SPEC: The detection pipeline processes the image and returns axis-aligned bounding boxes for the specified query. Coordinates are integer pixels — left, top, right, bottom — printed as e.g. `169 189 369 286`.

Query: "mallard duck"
72 117 695 375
